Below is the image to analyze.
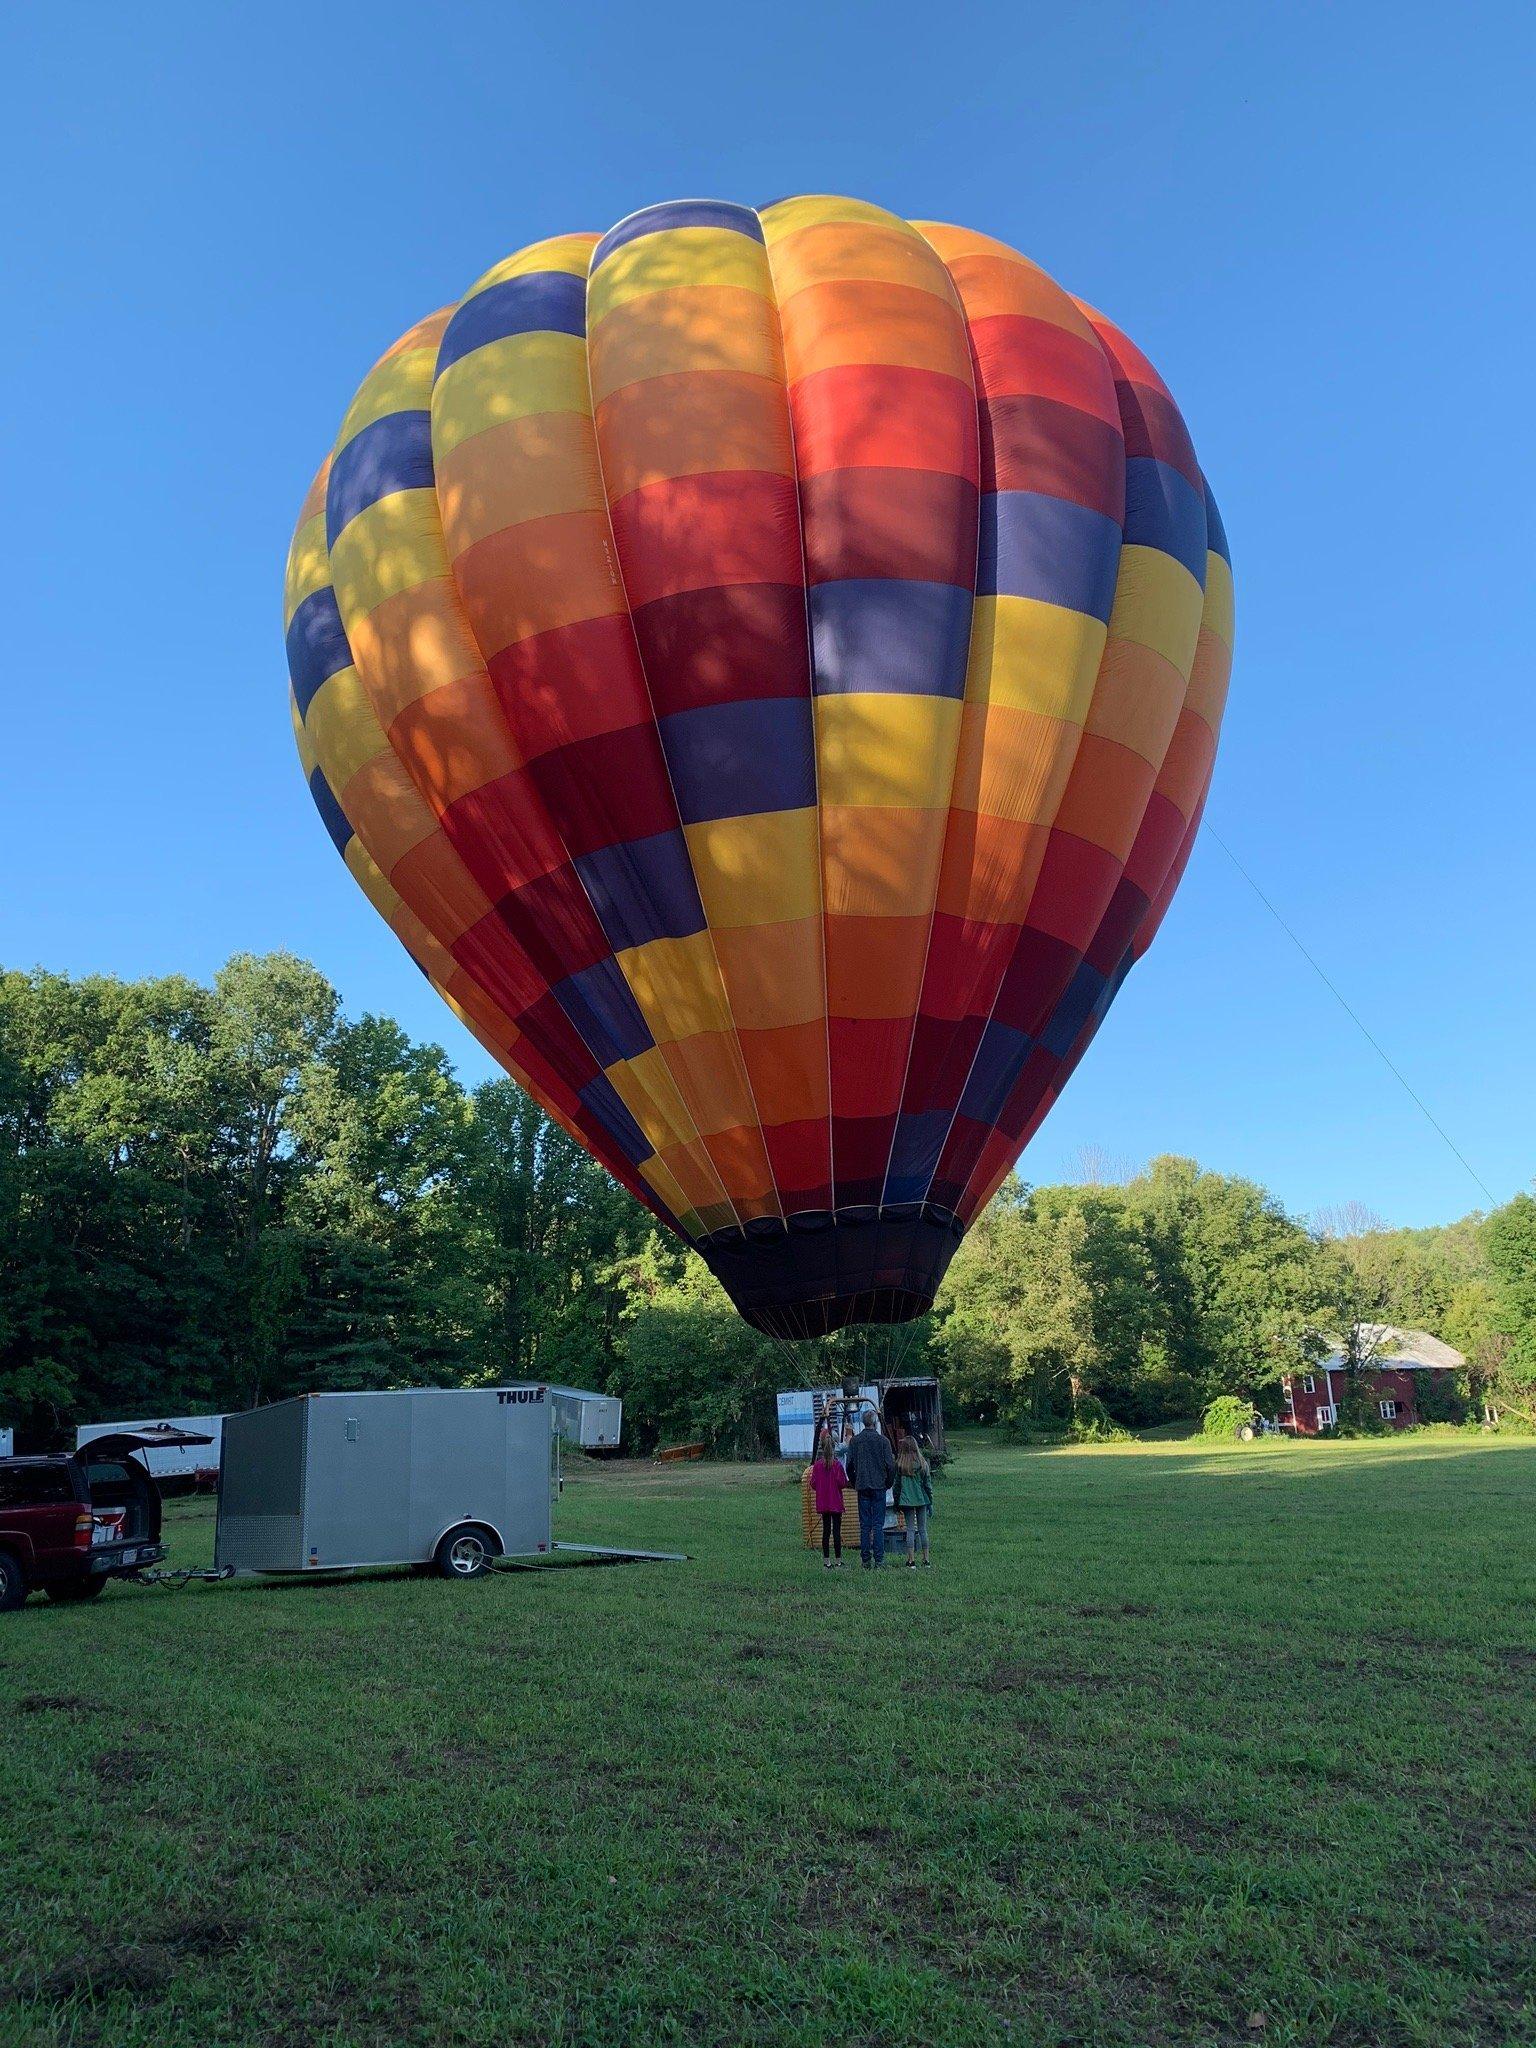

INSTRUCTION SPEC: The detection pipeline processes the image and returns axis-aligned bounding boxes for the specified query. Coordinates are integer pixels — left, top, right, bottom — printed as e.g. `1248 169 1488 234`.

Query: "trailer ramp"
492 1542 688 1571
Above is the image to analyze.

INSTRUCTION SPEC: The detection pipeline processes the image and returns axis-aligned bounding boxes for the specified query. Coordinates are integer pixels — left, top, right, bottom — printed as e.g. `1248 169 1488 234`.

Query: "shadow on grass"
1114 1441 1536 1488
981 1434 1536 1489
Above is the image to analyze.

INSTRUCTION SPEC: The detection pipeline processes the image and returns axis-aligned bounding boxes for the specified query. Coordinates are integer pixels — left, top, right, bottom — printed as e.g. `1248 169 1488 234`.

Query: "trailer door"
303 1398 411 1569
405 1389 530 1560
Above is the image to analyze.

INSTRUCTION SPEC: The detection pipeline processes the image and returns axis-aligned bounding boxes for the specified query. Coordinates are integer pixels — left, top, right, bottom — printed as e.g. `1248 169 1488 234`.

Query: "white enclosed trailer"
546 1385 623 1452
214 1387 553 1579
776 1385 878 1460
76 1414 223 1486
0 1429 12 1458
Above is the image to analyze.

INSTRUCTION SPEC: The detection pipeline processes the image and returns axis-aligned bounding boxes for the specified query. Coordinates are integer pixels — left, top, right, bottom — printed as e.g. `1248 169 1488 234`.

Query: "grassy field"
3 1431 1534 2048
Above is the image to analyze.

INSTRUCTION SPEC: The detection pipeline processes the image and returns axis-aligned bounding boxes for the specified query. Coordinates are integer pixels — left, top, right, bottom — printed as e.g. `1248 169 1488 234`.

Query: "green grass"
3 1432 1534 2047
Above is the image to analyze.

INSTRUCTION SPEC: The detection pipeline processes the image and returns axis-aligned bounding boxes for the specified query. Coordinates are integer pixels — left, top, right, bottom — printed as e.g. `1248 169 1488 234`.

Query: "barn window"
1315 1405 1335 1427
1302 1375 1316 1395
1379 1399 1398 1420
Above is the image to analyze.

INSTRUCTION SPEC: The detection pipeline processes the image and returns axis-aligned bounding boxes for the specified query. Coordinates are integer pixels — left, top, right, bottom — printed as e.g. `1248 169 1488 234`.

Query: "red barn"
1280 1326 1464 1434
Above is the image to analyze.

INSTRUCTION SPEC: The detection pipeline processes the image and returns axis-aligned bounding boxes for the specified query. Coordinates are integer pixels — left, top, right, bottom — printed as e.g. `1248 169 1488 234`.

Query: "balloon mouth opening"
694 1203 964 1343
736 1287 935 1340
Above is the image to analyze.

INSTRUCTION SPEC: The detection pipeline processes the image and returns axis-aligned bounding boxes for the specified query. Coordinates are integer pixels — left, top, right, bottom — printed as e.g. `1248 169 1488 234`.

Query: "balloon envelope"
287 197 1232 1337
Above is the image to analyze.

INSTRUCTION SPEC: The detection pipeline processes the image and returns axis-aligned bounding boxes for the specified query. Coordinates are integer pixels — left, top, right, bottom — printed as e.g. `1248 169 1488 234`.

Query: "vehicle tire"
434 1525 497 1581
0 1550 26 1612
44 1577 109 1604
1237 1424 1255 1442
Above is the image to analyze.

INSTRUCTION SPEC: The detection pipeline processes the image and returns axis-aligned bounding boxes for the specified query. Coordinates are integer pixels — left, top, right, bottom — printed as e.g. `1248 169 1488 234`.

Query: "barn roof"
1322 1324 1465 1371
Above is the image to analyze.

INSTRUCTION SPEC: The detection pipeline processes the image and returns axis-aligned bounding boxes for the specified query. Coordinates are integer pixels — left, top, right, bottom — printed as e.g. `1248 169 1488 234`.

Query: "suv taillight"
75 1511 93 1549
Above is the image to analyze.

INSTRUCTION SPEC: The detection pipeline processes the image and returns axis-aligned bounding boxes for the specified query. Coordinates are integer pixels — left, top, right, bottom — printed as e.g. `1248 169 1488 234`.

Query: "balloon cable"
1206 824 1497 1206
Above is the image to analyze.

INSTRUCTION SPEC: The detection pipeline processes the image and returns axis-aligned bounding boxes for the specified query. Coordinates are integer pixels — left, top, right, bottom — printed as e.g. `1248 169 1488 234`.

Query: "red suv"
0 1427 212 1611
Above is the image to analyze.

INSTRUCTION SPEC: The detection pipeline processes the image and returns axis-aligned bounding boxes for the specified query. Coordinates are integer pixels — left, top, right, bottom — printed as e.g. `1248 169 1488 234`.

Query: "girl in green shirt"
895 1437 933 1568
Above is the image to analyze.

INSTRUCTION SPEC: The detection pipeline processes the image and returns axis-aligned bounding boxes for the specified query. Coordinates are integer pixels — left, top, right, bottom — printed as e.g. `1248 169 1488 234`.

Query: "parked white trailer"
76 1414 223 1486
776 1385 878 1460
546 1385 623 1452
214 1387 553 1579
0 1429 11 1458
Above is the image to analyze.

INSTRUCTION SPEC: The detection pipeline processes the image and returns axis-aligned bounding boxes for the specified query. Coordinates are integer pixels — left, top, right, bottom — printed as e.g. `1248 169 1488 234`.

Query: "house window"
1302 1375 1316 1395
1379 1399 1398 1420
1315 1404 1335 1427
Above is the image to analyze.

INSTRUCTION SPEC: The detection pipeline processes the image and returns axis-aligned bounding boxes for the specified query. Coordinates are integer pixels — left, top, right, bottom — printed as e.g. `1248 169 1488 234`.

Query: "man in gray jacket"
843 1411 896 1568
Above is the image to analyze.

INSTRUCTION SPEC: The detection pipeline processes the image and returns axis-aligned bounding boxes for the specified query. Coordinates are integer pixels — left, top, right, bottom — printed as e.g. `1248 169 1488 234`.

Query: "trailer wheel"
0 1550 26 1612
434 1526 497 1581
45 1578 109 1604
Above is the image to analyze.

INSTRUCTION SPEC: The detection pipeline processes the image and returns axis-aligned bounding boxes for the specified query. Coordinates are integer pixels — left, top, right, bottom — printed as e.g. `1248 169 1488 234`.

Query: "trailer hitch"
125 1565 236 1588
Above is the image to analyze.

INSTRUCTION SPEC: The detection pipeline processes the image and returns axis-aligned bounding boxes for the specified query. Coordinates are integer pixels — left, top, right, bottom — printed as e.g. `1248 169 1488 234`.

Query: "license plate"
120 1549 138 1566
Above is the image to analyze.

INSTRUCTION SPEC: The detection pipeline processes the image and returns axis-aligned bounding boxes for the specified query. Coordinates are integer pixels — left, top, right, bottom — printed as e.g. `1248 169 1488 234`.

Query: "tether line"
1206 823 1496 1207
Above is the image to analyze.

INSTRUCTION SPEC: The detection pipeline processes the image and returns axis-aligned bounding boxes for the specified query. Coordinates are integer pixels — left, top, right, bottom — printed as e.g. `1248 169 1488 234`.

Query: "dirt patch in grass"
35 1916 248 2008
90 1746 154 1789
161 1915 251 1958
433 1743 498 1776
794 1868 861 1932
1145 1805 1238 1854
17 1692 96 1715
850 1821 897 1850
887 1875 944 1916
1475 1887 1536 1955
1360 1627 1462 1657
39 1941 178 2004
264 1978 429 2048
981 1659 1097 1692
387 1739 493 1780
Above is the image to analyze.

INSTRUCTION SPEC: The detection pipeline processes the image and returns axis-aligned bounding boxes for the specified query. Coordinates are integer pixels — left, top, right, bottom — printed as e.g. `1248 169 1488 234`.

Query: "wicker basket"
800 1467 859 1548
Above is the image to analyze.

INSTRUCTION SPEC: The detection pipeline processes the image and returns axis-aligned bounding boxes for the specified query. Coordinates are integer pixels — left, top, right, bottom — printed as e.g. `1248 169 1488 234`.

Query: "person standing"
895 1436 933 1568
843 1410 896 1569
808 1429 848 1569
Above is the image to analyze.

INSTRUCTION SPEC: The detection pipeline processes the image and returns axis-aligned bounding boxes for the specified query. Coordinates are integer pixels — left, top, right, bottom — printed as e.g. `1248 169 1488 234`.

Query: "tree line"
2 956 1531 1452
935 1165 1530 1436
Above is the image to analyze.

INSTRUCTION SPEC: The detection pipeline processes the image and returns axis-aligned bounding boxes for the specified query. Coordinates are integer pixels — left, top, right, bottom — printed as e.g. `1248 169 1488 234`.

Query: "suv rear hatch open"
73 1428 213 1569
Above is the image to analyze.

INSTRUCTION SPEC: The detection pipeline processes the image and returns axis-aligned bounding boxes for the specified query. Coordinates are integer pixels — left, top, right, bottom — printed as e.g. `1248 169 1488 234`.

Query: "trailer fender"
428 1517 505 1563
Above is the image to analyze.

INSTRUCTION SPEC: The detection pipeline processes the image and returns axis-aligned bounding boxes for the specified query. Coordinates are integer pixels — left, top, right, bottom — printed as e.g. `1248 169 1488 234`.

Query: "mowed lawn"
3 1434 1535 2048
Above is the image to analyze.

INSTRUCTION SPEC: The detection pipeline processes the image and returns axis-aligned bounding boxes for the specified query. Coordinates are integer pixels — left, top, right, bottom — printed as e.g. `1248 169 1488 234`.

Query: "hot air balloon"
286 197 1232 1339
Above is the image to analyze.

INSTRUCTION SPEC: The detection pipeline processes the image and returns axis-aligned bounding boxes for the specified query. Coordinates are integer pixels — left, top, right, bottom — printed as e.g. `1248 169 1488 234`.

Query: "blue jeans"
857 1490 886 1566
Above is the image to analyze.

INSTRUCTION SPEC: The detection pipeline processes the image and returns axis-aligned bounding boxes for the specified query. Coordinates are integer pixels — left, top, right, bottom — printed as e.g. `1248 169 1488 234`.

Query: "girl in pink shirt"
808 1429 848 1568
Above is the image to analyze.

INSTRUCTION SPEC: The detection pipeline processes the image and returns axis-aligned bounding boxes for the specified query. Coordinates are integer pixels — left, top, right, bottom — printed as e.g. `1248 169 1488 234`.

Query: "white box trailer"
0 1429 12 1458
776 1384 879 1460
214 1387 553 1580
546 1385 623 1452
778 1379 946 1461
76 1414 223 1486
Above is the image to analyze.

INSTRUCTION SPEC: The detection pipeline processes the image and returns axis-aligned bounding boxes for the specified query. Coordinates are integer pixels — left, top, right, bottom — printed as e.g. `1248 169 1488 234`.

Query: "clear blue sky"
3 1 1530 1230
